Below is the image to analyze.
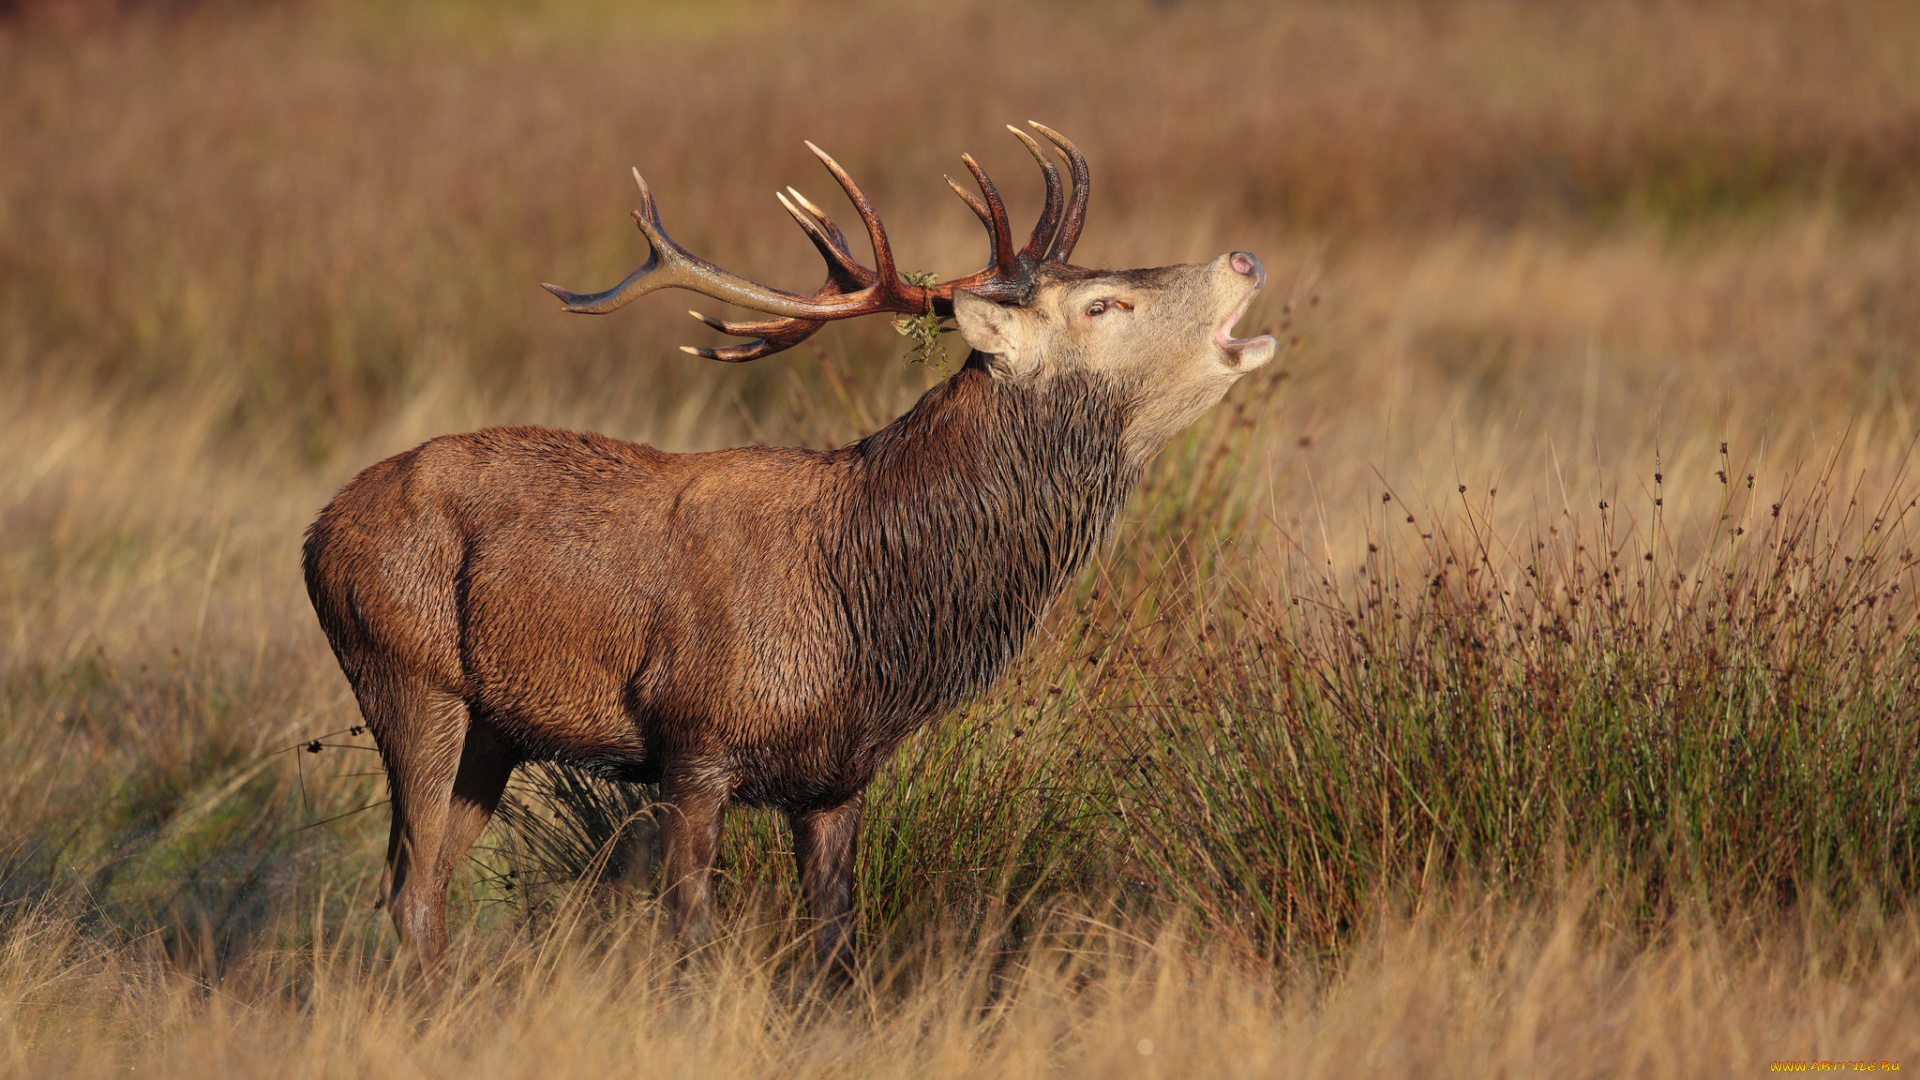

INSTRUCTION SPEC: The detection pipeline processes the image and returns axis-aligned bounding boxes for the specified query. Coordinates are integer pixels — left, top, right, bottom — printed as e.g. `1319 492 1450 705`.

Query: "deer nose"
1229 252 1261 277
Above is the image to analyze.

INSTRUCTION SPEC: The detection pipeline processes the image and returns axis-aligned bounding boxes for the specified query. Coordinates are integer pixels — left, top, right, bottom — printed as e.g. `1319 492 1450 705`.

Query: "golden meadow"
2 1 1918 1074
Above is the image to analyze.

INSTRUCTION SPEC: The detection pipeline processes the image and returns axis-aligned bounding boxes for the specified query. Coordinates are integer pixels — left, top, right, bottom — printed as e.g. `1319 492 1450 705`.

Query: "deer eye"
1085 300 1108 317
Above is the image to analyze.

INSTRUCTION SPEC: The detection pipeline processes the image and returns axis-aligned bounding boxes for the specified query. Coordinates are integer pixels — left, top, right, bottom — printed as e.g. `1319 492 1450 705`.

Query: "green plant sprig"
893 270 954 373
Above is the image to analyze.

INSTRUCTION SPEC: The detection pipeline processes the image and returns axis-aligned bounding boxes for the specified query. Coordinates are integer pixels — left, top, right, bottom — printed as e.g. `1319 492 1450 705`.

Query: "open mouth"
1213 284 1276 366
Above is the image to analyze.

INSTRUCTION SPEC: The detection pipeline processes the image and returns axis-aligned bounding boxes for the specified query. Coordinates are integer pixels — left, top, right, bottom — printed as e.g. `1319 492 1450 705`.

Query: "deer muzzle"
1215 252 1276 371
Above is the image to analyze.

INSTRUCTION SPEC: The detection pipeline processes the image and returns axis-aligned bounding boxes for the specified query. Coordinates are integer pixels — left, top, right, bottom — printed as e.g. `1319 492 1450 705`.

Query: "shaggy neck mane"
824 356 1139 737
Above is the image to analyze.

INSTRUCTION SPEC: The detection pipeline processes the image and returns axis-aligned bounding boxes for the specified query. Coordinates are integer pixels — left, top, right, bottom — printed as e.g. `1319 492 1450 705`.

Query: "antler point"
786 187 827 219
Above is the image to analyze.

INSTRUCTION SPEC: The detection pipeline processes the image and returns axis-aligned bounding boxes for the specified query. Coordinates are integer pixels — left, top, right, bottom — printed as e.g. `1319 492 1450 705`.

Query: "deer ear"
952 289 1025 360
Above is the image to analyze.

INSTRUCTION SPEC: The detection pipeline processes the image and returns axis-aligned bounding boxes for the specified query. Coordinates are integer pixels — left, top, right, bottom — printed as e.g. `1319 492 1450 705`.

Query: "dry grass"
4 0 1920 1074
5 886 1918 1079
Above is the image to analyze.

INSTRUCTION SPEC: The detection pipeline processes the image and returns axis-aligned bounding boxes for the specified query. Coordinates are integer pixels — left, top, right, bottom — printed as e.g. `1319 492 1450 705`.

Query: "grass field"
4 0 1920 1074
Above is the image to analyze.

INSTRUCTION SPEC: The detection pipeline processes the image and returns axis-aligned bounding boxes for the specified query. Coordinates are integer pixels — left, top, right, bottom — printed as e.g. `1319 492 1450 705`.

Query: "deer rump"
304 365 1128 811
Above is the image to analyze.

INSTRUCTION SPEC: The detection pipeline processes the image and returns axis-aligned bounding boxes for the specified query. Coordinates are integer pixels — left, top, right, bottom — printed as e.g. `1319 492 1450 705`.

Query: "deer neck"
827 359 1140 725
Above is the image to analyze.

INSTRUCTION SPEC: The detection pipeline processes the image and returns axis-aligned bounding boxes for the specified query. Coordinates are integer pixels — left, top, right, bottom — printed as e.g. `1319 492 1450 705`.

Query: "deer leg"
657 768 729 949
789 791 864 983
364 684 469 976
609 808 659 897
375 811 402 911
429 720 517 908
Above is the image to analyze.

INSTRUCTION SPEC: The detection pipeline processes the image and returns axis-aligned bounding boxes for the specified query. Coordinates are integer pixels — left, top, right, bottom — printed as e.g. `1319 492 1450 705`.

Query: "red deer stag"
303 123 1276 979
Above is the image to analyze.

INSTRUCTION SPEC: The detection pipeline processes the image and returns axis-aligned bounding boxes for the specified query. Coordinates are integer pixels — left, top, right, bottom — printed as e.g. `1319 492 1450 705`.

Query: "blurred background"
3 1 1919 1071
7 0 1917 464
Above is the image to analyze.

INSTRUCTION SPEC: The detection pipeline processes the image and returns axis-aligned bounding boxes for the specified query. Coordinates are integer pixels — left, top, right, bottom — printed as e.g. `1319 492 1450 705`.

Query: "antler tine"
958 153 1017 274
630 166 660 221
688 309 778 335
681 315 828 362
682 339 804 363
944 175 994 231
775 190 874 290
1006 126 1064 263
1027 122 1090 262
804 141 902 301
785 187 855 256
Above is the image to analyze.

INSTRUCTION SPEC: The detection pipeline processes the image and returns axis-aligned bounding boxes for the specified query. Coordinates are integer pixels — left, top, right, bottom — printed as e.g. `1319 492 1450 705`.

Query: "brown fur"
302 256 1275 980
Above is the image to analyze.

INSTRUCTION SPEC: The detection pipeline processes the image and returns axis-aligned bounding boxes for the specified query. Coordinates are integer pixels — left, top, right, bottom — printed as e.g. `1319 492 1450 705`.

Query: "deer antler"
541 122 1091 362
